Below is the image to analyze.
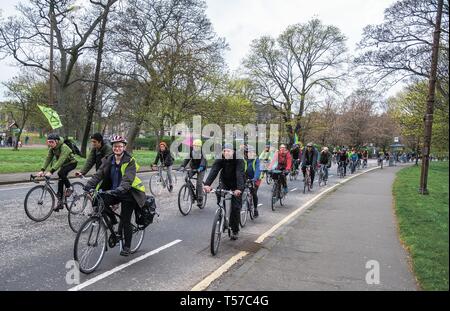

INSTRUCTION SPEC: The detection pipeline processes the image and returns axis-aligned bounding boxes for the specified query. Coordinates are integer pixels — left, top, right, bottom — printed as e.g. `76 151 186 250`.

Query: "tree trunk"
126 121 142 153
80 6 110 157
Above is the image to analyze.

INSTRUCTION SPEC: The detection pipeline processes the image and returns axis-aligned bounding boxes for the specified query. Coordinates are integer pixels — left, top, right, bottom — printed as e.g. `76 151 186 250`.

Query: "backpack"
64 138 82 157
135 195 158 229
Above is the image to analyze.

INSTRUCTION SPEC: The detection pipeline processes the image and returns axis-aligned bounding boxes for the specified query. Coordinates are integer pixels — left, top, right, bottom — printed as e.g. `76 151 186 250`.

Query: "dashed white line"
290 188 297 192
69 239 182 291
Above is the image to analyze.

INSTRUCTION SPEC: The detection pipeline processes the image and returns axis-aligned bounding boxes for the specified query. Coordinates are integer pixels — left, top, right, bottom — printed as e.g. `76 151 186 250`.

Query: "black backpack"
135 195 158 229
64 138 82 157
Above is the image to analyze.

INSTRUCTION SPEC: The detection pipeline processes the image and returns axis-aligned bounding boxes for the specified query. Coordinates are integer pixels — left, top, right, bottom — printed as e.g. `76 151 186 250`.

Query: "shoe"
120 246 131 256
253 208 259 218
283 187 288 194
54 200 64 212
197 200 203 207
65 188 74 197
168 185 173 192
230 231 239 240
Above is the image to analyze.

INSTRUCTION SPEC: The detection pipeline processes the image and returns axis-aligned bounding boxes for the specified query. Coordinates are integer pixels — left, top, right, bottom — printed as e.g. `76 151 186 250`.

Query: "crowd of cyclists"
35 132 386 255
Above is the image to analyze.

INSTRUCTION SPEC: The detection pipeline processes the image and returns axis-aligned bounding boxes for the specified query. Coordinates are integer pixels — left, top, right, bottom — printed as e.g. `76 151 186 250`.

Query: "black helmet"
47 133 60 141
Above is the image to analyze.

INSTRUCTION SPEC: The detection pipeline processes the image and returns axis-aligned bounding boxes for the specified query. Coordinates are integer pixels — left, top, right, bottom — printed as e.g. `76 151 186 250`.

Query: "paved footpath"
208 165 419 291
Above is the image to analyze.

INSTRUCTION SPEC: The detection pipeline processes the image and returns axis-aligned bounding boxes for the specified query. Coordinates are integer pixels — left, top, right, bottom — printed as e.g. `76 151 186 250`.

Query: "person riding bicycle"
337 148 349 176
290 144 301 173
83 135 147 257
76 133 112 177
244 145 261 218
270 144 292 194
362 149 369 166
319 147 332 181
37 133 78 211
179 139 207 207
203 143 245 240
152 141 174 192
350 149 359 173
301 142 318 188
259 144 273 174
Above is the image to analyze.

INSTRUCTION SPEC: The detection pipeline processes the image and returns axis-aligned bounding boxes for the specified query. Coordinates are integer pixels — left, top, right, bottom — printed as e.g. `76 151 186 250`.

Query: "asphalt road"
0 160 380 291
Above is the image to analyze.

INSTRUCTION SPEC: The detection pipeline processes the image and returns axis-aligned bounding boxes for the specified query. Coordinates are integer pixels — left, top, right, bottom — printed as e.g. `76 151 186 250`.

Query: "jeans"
57 162 77 199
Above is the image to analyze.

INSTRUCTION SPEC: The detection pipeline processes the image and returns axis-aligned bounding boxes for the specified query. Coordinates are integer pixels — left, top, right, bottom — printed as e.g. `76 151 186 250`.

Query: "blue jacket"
245 158 261 181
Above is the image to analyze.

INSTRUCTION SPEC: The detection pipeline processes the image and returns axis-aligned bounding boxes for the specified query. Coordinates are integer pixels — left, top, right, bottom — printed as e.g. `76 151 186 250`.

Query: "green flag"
294 133 299 144
37 105 63 129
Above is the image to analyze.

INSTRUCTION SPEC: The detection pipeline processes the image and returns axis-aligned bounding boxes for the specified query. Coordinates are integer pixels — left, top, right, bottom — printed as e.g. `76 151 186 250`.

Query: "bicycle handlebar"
210 189 235 197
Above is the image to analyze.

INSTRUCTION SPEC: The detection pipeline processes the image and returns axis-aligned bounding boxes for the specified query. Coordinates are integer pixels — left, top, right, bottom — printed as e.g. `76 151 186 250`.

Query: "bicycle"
67 175 95 233
270 170 287 211
318 165 328 186
260 160 272 185
350 160 357 174
177 168 207 216
24 174 84 222
73 190 148 274
210 188 235 256
149 164 178 196
362 158 368 169
378 157 384 169
337 161 346 178
303 165 312 193
240 179 255 228
289 161 300 181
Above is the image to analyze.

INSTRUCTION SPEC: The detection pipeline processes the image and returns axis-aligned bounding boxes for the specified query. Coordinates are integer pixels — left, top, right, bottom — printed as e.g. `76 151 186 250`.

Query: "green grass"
0 148 213 174
393 161 449 291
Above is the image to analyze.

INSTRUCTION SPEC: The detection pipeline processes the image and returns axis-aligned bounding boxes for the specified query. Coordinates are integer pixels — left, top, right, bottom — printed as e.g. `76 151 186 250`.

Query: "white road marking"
69 239 182 291
257 204 263 207
290 188 297 192
191 251 249 291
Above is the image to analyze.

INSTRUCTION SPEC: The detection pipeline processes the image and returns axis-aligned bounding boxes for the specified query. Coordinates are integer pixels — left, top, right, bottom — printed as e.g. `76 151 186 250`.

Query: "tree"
0 0 118 137
355 0 449 94
109 0 226 152
1 74 47 150
244 18 348 145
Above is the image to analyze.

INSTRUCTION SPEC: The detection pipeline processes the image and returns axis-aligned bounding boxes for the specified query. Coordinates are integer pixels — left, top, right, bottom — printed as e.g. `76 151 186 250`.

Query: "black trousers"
57 162 77 199
302 165 316 184
252 185 259 209
96 192 138 248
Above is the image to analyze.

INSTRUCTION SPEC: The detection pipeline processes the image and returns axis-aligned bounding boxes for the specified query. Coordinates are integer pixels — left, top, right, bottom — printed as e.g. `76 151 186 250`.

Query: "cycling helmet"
110 135 127 145
306 142 313 147
47 133 60 141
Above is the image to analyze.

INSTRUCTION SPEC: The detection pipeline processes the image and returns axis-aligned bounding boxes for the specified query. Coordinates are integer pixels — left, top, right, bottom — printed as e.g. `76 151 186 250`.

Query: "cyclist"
152 141 174 192
179 139 207 207
76 133 112 177
301 142 318 188
337 148 349 176
259 144 273 176
83 135 146 257
350 149 359 173
270 144 292 194
319 147 332 181
362 149 369 167
203 143 245 240
244 145 261 218
37 133 78 211
290 144 301 173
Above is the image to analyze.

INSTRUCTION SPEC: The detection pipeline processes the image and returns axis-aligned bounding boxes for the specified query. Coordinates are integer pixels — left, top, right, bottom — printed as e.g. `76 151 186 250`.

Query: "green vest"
96 157 145 192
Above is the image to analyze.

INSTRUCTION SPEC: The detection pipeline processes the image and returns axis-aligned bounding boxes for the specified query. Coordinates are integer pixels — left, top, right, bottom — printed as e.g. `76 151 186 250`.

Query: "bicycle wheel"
199 190 207 209
125 215 145 254
248 196 255 220
65 182 85 211
68 193 94 233
178 184 193 216
74 217 107 274
149 174 164 196
271 183 278 211
24 185 55 222
240 192 248 228
210 209 224 256
266 174 272 185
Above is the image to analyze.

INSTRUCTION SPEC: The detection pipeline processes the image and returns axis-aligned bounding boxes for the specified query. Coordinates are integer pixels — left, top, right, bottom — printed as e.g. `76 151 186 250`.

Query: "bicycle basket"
136 195 157 228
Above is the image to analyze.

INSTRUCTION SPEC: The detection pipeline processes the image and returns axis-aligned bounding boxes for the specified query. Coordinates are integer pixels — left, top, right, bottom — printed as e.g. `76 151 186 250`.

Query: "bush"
134 136 173 150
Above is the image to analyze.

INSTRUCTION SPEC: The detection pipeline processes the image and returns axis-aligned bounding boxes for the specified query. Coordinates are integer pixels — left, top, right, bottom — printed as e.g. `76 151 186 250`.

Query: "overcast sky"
0 0 399 99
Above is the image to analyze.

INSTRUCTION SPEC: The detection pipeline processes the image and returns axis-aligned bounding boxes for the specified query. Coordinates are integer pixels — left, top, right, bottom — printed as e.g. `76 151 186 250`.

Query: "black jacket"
204 153 245 191
153 149 174 166
301 147 318 166
85 151 146 207
80 143 113 175
181 148 207 169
